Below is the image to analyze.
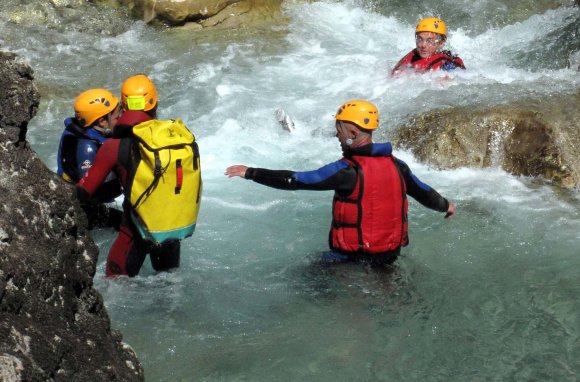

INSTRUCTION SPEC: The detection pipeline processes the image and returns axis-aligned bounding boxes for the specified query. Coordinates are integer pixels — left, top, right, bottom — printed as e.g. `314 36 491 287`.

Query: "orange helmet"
73 88 119 127
121 74 158 111
335 100 379 130
416 17 447 37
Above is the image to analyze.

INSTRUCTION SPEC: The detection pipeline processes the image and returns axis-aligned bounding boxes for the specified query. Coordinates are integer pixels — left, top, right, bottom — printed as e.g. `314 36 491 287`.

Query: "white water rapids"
2 1 579 380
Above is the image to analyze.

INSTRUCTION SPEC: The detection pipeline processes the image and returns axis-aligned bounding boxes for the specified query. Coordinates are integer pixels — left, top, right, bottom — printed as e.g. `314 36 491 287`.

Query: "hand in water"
445 202 456 219
225 165 248 178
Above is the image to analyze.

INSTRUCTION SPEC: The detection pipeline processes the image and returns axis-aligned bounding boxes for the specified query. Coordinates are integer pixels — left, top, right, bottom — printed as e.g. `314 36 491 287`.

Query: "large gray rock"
390 90 580 189
0 52 144 381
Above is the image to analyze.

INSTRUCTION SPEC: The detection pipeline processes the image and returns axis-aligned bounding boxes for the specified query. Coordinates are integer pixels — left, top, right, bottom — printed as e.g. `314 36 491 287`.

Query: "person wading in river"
77 74 202 278
57 88 123 230
391 17 465 76
225 100 455 265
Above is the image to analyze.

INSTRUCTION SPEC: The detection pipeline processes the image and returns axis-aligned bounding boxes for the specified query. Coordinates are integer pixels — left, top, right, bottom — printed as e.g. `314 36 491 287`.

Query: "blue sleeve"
75 140 99 180
395 158 449 212
400 161 432 192
246 159 357 195
293 160 350 185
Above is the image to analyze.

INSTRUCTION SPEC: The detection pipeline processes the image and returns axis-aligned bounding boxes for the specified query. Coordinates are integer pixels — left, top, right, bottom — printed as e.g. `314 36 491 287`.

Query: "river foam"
3 0 579 380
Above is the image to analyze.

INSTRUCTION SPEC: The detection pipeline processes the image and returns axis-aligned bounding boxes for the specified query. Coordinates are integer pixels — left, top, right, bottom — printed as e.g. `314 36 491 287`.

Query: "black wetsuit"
243 143 449 264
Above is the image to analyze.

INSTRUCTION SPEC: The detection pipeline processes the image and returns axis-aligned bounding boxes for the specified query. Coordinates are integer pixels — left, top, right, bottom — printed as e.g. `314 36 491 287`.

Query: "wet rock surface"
1 0 287 34
0 52 144 381
390 90 580 188
118 0 285 29
0 0 131 35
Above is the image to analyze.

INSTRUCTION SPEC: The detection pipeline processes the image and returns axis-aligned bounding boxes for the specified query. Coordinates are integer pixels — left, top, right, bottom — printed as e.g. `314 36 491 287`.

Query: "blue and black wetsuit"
243 143 449 264
245 143 449 211
57 118 122 229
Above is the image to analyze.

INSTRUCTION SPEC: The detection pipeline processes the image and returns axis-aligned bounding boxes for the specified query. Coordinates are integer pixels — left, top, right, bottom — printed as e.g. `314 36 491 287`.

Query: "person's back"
57 88 122 229
391 17 465 76
331 153 408 255
77 74 202 277
118 118 201 243
225 100 455 266
117 74 201 243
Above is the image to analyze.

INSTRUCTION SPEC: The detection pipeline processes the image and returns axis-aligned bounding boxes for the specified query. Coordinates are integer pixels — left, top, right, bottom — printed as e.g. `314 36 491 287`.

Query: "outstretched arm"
444 202 455 219
395 158 455 218
225 160 357 195
225 165 297 190
225 165 248 178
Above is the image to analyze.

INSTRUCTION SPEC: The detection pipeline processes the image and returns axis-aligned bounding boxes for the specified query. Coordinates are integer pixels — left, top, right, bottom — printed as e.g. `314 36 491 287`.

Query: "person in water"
57 88 123 230
391 17 465 76
225 100 455 265
76 74 182 277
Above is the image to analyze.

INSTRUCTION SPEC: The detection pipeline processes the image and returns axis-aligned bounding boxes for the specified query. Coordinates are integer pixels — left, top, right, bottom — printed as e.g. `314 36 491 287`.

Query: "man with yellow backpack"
77 74 202 277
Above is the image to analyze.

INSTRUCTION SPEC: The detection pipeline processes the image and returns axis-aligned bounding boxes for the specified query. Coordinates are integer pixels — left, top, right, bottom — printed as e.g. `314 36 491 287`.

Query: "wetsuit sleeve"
395 158 449 212
76 139 120 202
245 160 357 195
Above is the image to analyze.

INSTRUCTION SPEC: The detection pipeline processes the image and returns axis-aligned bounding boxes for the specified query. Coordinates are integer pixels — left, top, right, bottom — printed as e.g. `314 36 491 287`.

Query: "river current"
2 1 580 380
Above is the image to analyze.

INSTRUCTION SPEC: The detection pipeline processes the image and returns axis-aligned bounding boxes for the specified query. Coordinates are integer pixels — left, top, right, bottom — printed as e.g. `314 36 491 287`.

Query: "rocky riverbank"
0 1 578 379
0 52 143 382
116 0 286 29
1 0 293 35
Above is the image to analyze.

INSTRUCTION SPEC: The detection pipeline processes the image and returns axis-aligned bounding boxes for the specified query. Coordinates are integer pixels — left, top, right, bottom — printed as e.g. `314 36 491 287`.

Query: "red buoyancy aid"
330 155 409 254
391 49 465 76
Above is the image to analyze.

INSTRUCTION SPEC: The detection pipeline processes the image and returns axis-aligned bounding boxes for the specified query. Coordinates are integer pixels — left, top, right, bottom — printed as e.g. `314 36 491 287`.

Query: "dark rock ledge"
0 52 143 381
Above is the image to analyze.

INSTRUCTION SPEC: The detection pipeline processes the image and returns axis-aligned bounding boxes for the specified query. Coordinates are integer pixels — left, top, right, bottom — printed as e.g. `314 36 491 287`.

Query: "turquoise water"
2 1 580 380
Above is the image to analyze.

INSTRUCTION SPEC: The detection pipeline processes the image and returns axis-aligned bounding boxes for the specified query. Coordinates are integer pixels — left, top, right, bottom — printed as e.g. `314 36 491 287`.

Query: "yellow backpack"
122 119 202 244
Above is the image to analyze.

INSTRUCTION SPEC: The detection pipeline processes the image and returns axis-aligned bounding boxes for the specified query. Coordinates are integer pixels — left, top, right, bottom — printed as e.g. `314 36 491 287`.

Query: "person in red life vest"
391 17 465 77
57 88 123 230
225 100 455 265
76 74 181 277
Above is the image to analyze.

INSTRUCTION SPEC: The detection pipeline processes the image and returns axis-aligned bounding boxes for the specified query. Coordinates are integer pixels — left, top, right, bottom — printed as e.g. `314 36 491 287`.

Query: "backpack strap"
133 149 165 209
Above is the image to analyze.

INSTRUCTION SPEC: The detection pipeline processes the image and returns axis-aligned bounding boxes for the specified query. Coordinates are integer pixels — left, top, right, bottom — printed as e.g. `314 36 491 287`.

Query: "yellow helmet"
121 74 158 111
416 17 447 37
74 88 119 127
335 100 379 130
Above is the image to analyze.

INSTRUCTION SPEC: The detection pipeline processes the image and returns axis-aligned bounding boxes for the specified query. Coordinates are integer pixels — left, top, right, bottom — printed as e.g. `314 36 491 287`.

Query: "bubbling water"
2 0 579 380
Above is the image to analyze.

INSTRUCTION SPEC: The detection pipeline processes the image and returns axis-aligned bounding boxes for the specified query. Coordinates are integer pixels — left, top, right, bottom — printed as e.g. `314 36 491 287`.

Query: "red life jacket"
391 49 465 76
330 155 408 254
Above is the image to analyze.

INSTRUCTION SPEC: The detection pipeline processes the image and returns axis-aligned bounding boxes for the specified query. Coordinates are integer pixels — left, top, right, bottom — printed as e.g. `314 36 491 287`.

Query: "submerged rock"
390 91 580 188
0 52 144 381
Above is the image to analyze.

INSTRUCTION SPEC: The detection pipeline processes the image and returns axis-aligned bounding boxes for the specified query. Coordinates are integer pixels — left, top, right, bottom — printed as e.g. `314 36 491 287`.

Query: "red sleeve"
76 139 121 196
